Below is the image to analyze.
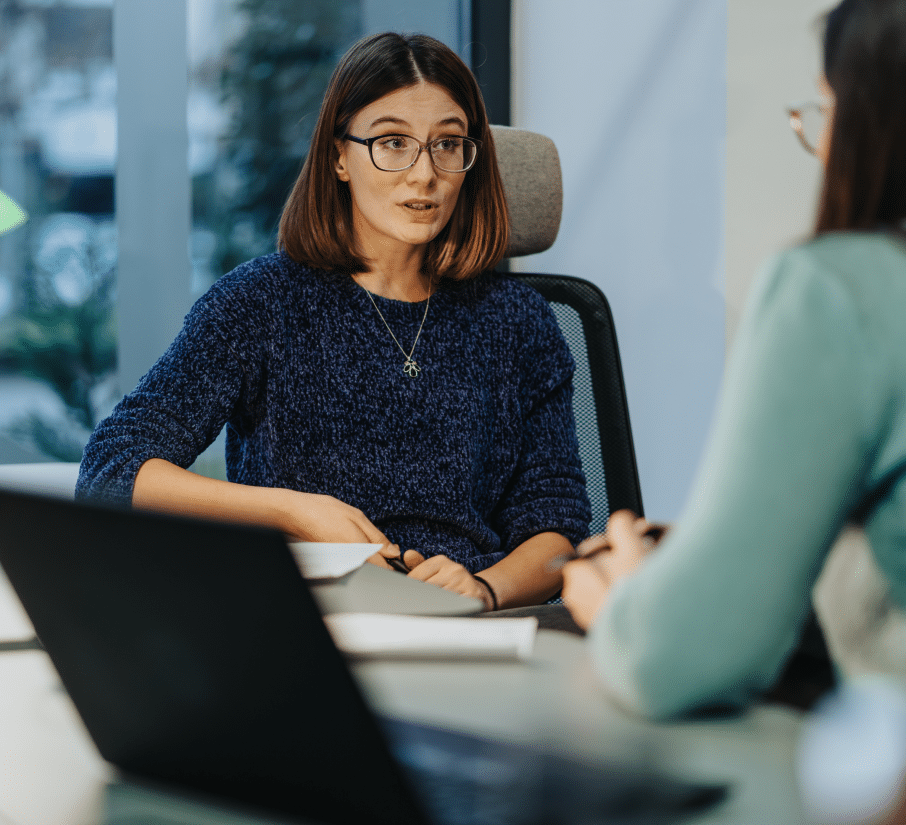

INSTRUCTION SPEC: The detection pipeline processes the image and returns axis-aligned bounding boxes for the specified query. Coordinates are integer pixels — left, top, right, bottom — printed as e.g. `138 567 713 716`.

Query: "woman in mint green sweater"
562 0 906 719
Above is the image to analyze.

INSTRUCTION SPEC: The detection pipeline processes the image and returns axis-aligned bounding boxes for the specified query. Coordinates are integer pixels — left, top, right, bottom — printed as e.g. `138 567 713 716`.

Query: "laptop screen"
0 489 430 825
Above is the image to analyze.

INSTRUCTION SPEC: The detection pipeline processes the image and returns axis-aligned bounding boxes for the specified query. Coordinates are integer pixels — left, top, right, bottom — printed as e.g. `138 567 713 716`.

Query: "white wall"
726 0 827 343
511 0 727 521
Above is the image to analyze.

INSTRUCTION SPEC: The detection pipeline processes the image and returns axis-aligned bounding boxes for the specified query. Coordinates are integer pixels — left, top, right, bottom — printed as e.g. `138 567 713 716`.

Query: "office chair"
491 126 643 537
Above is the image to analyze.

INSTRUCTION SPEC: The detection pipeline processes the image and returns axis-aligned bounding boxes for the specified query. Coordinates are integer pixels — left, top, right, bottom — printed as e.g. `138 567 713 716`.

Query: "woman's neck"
353 242 432 302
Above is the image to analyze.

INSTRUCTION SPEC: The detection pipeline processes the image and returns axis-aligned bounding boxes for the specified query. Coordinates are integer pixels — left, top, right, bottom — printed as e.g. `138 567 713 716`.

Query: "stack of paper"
289 542 381 579
323 613 538 661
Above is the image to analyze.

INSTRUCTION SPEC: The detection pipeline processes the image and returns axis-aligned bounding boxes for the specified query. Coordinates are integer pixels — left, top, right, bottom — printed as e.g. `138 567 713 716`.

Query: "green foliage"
0 218 117 461
204 0 360 275
2 273 115 430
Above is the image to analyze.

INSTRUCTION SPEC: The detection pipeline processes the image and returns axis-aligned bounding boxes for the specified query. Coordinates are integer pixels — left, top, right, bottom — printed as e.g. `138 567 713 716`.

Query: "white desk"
0 567 808 825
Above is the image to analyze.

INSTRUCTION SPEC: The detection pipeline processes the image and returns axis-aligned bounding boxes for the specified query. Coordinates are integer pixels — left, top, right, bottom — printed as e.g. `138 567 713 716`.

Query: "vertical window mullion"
114 0 191 395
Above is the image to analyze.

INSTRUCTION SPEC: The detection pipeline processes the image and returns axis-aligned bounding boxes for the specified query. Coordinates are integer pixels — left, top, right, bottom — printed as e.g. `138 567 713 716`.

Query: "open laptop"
0 488 727 825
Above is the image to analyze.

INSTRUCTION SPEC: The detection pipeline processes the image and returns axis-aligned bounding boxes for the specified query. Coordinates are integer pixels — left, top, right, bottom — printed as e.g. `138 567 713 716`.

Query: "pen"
386 554 410 574
548 524 668 572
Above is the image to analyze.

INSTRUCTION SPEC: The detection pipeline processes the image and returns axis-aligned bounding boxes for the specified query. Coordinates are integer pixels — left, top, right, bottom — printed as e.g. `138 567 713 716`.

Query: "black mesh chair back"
517 273 643 533
490 125 643 532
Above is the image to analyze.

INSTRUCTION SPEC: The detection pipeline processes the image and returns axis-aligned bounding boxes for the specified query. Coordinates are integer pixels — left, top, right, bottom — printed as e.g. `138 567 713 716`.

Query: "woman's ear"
334 140 350 182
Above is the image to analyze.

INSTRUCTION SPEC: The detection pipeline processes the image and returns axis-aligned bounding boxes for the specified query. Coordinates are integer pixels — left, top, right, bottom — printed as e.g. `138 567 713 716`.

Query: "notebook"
0 489 727 825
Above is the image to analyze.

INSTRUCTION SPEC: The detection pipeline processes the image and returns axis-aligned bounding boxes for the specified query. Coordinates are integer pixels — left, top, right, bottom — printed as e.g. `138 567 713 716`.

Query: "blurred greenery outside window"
0 0 117 462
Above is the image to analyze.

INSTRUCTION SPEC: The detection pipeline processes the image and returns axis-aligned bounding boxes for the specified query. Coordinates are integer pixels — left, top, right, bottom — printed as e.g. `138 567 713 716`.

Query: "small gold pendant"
403 358 421 378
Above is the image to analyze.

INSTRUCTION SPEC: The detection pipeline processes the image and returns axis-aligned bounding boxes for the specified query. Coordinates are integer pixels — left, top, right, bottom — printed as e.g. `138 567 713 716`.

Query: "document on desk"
323 613 538 660
289 542 382 579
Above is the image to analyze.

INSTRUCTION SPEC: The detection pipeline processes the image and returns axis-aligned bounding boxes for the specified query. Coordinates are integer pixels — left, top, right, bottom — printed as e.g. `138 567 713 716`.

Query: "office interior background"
0 0 828 520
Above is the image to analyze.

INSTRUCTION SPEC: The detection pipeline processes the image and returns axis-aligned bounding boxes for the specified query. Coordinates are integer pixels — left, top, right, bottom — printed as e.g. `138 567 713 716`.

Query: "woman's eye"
436 138 461 151
380 137 409 150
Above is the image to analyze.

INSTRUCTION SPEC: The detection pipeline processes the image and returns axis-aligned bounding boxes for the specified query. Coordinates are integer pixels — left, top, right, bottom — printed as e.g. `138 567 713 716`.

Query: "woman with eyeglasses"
77 32 590 610
562 0 906 718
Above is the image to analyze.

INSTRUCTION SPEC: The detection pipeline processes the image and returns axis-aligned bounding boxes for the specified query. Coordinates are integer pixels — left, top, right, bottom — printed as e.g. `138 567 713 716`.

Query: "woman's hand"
405 555 496 611
561 510 659 630
367 545 426 571
277 490 394 547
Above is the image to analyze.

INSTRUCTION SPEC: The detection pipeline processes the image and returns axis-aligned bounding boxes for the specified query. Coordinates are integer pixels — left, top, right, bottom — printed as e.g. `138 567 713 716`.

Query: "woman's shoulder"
444 273 572 380
446 271 553 321
207 251 336 300
194 252 344 319
771 232 906 285
762 232 906 319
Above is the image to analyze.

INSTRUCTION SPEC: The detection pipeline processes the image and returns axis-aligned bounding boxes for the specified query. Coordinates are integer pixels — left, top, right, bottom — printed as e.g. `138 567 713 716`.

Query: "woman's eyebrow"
368 115 410 130
367 115 468 132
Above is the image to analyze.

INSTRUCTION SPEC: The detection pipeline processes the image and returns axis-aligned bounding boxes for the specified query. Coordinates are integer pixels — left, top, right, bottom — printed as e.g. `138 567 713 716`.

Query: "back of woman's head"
279 32 509 279
816 0 906 233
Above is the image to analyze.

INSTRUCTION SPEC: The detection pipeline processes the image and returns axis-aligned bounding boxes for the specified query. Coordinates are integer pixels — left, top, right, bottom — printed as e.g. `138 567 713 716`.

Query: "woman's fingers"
404 554 451 582
353 514 392 546
561 558 609 630
562 510 655 631
603 510 650 578
367 546 425 570
577 533 610 557
403 555 490 606
367 544 401 569
577 512 651 559
402 549 426 568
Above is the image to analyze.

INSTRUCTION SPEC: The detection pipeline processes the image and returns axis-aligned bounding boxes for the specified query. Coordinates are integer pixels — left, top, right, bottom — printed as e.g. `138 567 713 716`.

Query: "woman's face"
334 82 469 263
816 74 835 165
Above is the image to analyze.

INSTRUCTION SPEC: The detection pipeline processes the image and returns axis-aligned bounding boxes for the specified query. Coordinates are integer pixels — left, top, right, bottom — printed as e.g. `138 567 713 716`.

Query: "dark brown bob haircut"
816 0 906 234
278 32 510 280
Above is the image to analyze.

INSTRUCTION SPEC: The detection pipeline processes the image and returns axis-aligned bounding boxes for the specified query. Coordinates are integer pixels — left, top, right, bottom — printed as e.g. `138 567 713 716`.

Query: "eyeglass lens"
796 105 826 153
372 136 476 171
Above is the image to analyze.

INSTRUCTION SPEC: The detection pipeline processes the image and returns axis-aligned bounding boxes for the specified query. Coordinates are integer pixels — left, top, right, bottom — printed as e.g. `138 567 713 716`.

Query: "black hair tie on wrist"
473 574 498 611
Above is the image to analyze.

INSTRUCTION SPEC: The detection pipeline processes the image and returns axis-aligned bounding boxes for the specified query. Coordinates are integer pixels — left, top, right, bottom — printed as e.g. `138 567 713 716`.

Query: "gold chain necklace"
361 286 431 378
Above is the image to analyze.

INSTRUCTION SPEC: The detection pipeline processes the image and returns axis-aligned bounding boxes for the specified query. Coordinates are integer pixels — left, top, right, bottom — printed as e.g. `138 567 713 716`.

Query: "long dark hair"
815 0 906 234
278 32 510 279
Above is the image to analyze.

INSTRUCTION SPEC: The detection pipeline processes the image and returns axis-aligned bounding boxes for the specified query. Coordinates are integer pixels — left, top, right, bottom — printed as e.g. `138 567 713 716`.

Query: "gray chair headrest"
490 125 563 258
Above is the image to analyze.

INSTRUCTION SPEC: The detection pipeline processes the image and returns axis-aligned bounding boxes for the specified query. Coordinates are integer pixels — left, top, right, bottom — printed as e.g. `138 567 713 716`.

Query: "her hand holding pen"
561 511 666 630
367 545 496 610
367 545 425 572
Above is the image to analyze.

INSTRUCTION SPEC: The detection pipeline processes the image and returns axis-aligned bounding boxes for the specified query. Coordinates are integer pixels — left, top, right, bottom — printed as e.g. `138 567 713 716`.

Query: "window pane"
0 0 116 463
189 0 361 299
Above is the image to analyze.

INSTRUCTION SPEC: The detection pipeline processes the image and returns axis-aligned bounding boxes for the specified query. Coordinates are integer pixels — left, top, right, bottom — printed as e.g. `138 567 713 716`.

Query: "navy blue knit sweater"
77 253 591 571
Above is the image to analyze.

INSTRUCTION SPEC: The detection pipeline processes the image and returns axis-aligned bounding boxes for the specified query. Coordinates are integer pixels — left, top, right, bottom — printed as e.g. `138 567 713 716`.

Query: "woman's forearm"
133 458 295 532
132 458 393 546
477 531 573 609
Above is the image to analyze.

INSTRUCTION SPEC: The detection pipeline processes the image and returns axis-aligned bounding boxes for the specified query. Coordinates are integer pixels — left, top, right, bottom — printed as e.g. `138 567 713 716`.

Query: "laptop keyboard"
381 718 729 825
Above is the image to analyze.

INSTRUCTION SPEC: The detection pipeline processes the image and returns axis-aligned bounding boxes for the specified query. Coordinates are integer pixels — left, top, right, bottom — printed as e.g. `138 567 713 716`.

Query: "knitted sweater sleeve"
76 268 268 504
585 246 881 719
490 288 591 551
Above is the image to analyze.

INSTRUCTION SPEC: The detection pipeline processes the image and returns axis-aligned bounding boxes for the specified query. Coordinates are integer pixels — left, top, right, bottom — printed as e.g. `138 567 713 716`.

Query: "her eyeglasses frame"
786 98 834 156
343 133 481 173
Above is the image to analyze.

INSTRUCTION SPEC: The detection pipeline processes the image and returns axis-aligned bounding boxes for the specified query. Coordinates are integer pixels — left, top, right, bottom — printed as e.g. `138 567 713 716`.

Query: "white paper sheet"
289 542 382 579
323 613 537 660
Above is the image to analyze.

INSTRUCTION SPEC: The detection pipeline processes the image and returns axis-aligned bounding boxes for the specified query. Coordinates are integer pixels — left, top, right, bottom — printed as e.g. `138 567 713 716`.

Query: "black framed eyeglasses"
343 133 481 173
786 98 834 156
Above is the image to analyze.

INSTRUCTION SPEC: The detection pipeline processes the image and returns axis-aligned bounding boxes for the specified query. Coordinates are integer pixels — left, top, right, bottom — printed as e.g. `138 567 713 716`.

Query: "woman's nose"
406 146 437 183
